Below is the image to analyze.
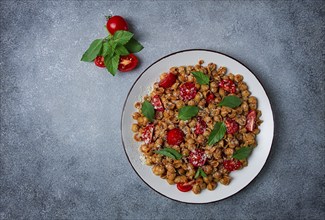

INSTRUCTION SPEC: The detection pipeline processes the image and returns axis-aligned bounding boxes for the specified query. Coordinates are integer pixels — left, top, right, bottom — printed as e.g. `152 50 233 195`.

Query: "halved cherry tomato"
225 118 239 134
94 56 105 68
195 117 207 135
188 149 207 167
159 73 177 88
141 123 154 144
166 128 184 146
206 91 215 104
180 82 197 101
246 110 257 132
219 79 236 93
223 160 242 172
106 15 128 35
151 95 164 112
177 182 193 192
118 54 138 72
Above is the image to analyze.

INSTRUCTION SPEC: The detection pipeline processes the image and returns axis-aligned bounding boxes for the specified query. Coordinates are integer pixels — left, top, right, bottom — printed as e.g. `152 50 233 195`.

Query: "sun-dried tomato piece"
151 95 164 112
225 118 239 134
206 92 215 104
159 73 176 88
195 117 207 135
141 123 154 144
223 160 242 172
188 149 207 167
246 110 257 132
180 82 197 101
219 79 236 93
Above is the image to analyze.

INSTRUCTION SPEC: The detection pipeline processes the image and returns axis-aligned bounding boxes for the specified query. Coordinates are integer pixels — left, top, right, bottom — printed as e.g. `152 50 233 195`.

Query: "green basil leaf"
125 37 144 53
200 168 207 177
141 101 155 122
208 122 227 146
81 39 103 62
155 150 176 159
178 106 199 120
232 146 253 160
195 167 207 179
164 148 182 160
192 71 210 85
102 42 109 56
218 96 242 108
155 148 182 160
104 54 120 76
115 44 130 56
113 30 134 45
102 41 117 57
194 168 200 179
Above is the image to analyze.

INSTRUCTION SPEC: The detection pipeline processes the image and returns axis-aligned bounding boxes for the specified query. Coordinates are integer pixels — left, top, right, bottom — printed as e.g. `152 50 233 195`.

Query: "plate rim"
120 49 274 204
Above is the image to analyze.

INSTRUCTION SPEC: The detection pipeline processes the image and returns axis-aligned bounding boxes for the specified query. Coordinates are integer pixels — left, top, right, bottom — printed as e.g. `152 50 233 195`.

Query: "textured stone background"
0 0 324 219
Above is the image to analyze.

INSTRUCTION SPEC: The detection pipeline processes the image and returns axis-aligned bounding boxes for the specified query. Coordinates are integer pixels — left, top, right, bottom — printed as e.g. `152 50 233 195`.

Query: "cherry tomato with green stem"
106 15 128 35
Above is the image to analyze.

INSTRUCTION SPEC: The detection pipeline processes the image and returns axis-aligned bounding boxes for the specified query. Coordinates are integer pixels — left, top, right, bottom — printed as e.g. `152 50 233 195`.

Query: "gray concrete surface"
1 0 324 219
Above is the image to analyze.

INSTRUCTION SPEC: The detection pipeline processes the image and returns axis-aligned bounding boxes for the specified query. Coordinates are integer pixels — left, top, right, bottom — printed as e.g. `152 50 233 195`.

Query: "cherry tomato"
106 15 128 35
177 182 193 192
167 128 184 146
219 79 236 93
159 73 177 88
151 95 164 112
225 118 239 134
206 92 215 104
223 160 242 172
188 149 207 167
94 56 105 68
246 110 257 132
141 123 154 144
118 54 138 72
180 82 197 101
195 117 207 135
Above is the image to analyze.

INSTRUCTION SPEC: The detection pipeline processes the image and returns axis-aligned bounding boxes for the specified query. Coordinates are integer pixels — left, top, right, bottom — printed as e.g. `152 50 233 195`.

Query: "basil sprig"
141 101 155 122
192 71 210 85
81 30 144 76
208 122 227 146
218 96 242 108
155 148 182 160
194 167 207 179
178 106 199 120
232 146 253 160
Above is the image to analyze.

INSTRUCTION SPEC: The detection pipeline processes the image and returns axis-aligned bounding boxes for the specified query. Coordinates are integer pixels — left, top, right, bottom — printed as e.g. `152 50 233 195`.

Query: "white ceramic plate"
121 49 274 203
